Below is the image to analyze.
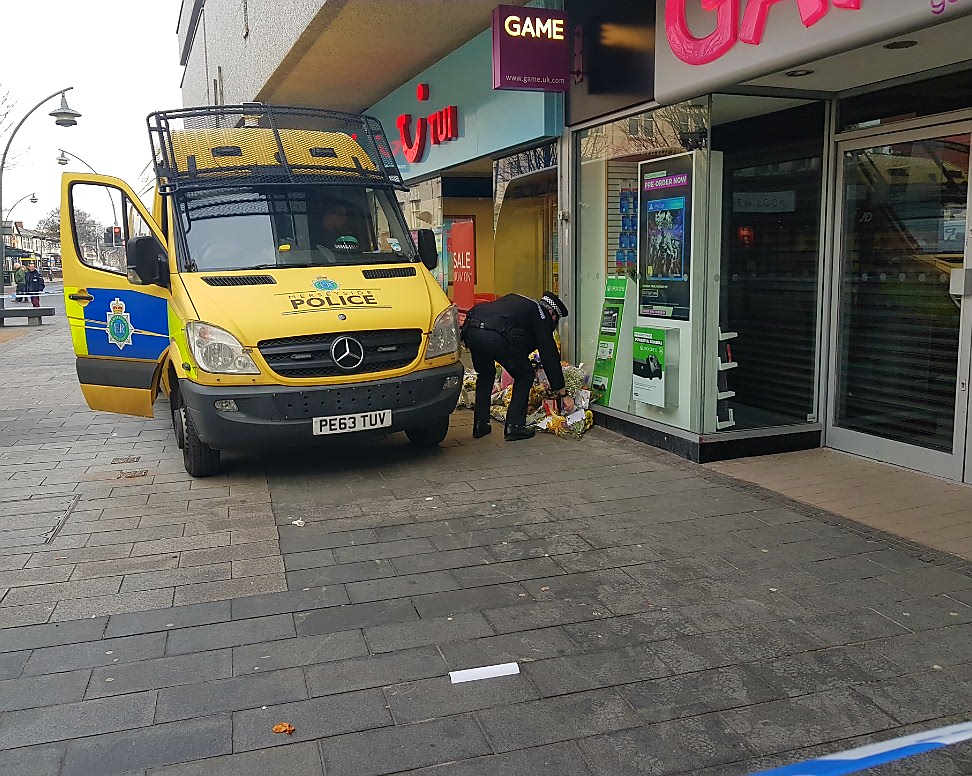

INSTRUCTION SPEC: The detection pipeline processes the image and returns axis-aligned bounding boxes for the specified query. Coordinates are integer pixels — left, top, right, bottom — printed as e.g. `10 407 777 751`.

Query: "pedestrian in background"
462 291 572 442
24 263 44 308
13 262 26 303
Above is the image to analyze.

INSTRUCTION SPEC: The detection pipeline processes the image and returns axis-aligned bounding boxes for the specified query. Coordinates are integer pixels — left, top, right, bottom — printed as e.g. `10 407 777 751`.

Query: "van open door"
60 173 170 418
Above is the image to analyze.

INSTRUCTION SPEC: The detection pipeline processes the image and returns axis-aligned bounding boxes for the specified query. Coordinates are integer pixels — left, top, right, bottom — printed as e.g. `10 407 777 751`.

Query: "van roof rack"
147 103 406 195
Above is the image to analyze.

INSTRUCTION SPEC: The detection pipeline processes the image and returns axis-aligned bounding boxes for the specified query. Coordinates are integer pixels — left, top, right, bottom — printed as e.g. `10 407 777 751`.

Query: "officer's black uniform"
463 292 568 441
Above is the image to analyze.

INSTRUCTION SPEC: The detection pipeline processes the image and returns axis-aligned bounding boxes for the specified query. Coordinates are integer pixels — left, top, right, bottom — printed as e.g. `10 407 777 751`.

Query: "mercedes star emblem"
330 335 365 371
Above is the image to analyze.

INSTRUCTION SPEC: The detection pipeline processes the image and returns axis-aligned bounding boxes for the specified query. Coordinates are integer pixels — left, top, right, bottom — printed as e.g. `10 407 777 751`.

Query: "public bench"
0 294 55 326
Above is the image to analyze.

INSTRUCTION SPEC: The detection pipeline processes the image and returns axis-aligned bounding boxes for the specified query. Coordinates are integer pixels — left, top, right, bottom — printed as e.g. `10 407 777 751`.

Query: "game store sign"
655 0 972 104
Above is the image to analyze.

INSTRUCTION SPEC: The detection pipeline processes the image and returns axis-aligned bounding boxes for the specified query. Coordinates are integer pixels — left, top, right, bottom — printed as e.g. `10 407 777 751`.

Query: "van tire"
405 416 450 448
182 408 220 477
172 390 185 450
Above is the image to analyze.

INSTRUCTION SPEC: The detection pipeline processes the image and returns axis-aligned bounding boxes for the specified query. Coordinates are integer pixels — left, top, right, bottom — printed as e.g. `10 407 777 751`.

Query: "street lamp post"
0 86 81 277
3 192 38 219
56 149 118 226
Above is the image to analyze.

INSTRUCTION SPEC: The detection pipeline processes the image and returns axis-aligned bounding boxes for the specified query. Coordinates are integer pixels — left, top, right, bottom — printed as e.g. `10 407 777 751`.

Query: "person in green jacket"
13 263 26 303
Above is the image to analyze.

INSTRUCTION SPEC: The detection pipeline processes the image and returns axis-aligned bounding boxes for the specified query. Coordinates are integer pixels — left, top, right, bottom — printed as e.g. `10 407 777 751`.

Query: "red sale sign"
449 219 476 313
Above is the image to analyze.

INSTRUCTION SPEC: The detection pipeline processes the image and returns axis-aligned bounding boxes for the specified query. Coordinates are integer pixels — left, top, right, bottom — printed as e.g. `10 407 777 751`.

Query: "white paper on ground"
449 662 520 684
566 409 586 425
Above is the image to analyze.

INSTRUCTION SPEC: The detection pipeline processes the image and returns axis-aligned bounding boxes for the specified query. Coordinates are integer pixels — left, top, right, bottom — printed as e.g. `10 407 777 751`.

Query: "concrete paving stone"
229 584 348 620
166 614 295 655
862 550 938 575
0 616 108 654
276 525 378 555
524 643 672 697
428 527 533 551
304 645 448 697
781 608 913 649
0 553 30 572
52 587 175 621
319 713 492 776
70 553 179 581
412 582 536 619
452 557 566 589
391 547 495 576
147 741 324 776
553 546 666 574
0 669 90 712
105 600 232 638
173 574 287 607
132 533 229 557
25 544 134 568
121 563 231 593
722 688 901 754
233 688 392 752
232 629 369 675
85 524 186 548
478 687 643 753
57 517 141 536
871 595 972 632
753 644 907 699
365 611 495 654
23 632 167 676
0 650 30 680
178 541 279 567
0 564 74 589
333 537 436 565
883 567 972 599
347 570 460 604
797 555 889 583
228 527 279 544
87 649 233 699
230 555 284 578
561 611 694 654
174 515 267 537
1 575 123 607
0 690 157 750
388 671 540 725
853 666 972 725
772 577 911 615
485 598 613 634
0 742 66 776
155 666 307 722
286 559 397 587
59 714 232 776
576 713 753 775
283 548 337 571
295 599 418 637
622 663 783 725
438 627 584 670
137 508 225 528
0 602 55 627
489 535 598 563
402 743 593 776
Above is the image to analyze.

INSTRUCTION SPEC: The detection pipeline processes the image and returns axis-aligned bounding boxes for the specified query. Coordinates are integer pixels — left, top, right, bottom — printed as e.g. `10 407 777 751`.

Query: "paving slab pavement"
1 297 972 774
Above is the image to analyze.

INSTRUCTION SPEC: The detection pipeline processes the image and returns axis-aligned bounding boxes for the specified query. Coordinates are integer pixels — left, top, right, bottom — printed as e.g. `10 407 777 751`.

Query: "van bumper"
179 363 464 450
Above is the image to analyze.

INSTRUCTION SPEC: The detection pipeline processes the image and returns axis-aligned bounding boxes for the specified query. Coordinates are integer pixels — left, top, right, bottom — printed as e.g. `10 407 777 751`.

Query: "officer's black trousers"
465 327 534 429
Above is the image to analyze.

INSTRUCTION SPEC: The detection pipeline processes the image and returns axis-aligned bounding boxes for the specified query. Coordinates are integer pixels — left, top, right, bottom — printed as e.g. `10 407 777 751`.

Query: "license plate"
312 410 392 436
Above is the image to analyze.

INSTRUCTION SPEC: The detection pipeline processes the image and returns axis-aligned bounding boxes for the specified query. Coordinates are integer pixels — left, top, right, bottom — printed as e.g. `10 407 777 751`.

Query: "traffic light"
103 226 123 247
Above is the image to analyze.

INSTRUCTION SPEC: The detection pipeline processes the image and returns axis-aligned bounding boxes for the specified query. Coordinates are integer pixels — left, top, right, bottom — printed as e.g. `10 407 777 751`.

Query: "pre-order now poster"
638 153 693 321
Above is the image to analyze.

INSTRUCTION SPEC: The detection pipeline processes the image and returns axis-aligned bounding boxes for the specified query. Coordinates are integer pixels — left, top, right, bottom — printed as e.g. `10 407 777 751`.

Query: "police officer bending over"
463 291 572 442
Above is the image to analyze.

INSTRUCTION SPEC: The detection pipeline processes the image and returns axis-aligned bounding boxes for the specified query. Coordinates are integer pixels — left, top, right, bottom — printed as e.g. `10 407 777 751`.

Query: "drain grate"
111 456 141 465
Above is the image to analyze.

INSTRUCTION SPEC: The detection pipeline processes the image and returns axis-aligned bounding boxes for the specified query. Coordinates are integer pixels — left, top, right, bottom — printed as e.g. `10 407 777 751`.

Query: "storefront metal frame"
821 116 972 481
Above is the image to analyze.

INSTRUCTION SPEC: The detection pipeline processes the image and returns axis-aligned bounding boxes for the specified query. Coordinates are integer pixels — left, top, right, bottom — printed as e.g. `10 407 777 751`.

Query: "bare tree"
36 207 103 248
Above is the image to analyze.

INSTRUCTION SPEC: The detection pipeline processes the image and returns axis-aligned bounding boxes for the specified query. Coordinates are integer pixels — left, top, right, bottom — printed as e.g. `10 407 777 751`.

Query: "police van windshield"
176 186 415 272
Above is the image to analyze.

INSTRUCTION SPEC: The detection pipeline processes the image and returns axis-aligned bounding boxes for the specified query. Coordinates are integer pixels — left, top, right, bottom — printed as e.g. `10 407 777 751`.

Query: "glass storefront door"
829 125 972 479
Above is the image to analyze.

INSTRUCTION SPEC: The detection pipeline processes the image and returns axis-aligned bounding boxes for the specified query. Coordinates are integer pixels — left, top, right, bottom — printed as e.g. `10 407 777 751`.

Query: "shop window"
839 69 972 133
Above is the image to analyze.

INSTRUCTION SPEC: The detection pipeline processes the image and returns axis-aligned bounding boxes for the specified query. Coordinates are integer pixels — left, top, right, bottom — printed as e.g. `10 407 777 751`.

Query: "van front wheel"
182 407 221 477
405 416 450 448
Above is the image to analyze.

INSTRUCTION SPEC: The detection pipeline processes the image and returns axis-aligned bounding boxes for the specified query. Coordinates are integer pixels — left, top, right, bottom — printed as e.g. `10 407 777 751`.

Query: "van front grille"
257 329 422 378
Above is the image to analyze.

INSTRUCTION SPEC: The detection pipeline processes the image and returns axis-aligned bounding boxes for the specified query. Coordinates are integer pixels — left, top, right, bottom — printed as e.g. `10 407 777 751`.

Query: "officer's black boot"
473 422 492 439
504 424 535 441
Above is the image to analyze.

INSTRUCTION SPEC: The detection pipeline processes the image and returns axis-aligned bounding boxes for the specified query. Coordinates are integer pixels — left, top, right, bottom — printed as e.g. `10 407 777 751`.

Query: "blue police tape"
749 721 972 775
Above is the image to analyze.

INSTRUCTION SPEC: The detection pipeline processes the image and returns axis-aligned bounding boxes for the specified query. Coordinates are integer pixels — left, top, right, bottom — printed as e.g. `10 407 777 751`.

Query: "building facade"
570 0 972 483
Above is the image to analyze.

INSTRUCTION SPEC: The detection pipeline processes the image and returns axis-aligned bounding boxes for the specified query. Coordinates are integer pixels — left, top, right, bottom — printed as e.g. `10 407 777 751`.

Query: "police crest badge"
106 298 134 350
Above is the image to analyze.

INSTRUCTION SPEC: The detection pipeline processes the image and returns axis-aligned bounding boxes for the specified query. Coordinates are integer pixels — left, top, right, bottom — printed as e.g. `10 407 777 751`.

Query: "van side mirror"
127 236 165 286
417 229 438 271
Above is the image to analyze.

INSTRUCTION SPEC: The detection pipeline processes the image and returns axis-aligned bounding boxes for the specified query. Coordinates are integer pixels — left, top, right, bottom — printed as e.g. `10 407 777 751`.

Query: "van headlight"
426 305 460 359
187 322 260 375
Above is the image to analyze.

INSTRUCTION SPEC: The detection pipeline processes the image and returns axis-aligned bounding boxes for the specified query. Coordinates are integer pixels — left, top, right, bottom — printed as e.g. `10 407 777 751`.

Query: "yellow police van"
60 104 462 476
